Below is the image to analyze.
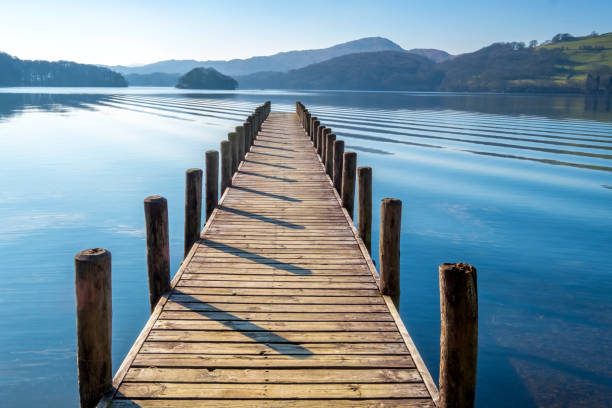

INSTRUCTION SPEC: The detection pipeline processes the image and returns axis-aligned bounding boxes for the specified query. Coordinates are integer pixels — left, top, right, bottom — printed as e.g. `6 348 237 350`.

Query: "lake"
0 88 610 407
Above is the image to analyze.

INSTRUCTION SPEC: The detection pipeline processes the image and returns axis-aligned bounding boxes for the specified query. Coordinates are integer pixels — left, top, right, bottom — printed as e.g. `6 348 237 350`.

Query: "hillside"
0 52 127 87
175 67 237 89
539 32 612 83
406 48 453 62
438 32 612 92
125 72 180 86
236 33 612 93
107 37 449 77
237 51 443 90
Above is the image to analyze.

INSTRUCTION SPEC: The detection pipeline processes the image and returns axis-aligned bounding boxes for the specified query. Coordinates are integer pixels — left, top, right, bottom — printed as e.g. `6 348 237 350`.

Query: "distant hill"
106 37 450 77
125 72 180 86
237 32 612 93
439 32 612 92
176 67 237 89
406 48 453 63
237 51 443 91
0 52 127 87
539 32 612 83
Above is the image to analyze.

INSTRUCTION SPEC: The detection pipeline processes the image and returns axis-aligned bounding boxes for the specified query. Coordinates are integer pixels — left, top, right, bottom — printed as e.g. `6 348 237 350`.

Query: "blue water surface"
0 88 610 407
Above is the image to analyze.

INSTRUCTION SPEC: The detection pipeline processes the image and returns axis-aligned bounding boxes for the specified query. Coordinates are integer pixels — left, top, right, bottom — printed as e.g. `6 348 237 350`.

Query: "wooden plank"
117 382 430 399
139 341 409 355
112 399 435 408
124 367 421 383
130 353 416 368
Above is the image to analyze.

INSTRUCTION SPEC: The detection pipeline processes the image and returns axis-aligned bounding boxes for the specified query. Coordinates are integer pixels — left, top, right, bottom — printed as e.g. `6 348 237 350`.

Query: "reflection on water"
0 88 611 407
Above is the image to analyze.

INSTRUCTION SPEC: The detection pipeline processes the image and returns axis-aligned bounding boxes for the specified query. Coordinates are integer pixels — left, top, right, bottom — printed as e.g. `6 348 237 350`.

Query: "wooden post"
325 134 336 177
316 126 324 153
358 166 372 253
310 117 318 141
322 131 328 164
75 248 112 408
379 198 401 309
184 168 202 257
341 152 357 219
312 120 320 144
305 112 311 135
228 132 239 174
247 115 254 147
243 121 252 153
220 140 232 194
144 195 171 312
235 126 245 162
205 150 218 221
332 140 344 194
439 263 478 408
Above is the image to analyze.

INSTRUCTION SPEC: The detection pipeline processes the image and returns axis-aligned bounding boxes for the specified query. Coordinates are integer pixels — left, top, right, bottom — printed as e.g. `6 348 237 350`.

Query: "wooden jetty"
75 102 478 408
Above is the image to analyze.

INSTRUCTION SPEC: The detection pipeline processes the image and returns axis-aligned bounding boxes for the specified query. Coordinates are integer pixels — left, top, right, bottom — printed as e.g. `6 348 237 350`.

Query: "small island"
175 67 237 89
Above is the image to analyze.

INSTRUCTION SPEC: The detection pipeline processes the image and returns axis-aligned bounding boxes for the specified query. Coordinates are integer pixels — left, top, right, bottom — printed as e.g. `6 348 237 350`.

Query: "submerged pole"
144 195 171 312
332 140 344 194
358 166 372 253
379 198 401 309
220 140 232 194
341 152 357 219
75 248 112 408
184 168 202 257
439 263 478 408
205 150 219 221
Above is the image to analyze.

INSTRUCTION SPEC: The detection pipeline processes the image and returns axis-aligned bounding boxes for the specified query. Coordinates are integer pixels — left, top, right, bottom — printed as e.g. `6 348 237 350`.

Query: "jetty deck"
107 112 438 407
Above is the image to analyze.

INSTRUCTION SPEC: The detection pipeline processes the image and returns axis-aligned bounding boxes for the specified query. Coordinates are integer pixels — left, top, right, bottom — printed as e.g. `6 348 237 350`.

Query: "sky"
1 0 611 66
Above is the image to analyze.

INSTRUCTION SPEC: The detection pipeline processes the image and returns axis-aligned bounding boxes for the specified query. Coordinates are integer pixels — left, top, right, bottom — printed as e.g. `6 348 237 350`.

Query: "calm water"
0 88 611 407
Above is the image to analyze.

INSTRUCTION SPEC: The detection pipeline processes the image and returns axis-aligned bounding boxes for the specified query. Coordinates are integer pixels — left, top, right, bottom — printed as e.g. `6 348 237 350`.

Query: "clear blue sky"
1 0 610 65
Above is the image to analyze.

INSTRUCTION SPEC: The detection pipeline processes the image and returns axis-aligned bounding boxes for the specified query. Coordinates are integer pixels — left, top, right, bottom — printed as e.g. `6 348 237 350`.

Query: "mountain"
438 32 612 92
0 52 127 87
406 48 453 62
125 72 181 86
106 37 445 77
237 32 612 92
236 51 443 90
175 67 237 89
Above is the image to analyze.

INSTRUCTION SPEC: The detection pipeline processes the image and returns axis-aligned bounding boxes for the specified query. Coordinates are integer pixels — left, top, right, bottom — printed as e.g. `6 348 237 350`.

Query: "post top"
439 262 477 275
381 197 402 206
186 168 202 174
206 150 218 156
75 248 110 261
144 195 167 204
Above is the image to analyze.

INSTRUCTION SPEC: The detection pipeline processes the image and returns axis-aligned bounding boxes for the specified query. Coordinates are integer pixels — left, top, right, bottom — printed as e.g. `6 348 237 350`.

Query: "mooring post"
322 131 328 164
312 120 320 144
439 263 478 408
235 126 245 162
75 248 111 408
243 121 251 153
316 126 324 153
205 150 218 221
322 128 331 160
247 115 255 146
228 132 239 174
325 134 336 177
184 168 202 257
379 198 401 309
358 166 372 253
144 195 171 312
310 117 318 141
220 140 232 194
341 152 357 219
305 112 311 135
333 140 344 193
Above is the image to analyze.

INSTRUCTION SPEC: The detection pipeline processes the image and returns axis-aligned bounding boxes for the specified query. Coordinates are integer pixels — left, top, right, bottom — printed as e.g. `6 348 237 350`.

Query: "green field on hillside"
539 32 612 84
